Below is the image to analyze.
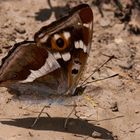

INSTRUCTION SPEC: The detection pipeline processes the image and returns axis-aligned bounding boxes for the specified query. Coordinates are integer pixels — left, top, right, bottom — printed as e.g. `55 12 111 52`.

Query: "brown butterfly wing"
0 4 93 96
34 4 93 95
0 42 60 86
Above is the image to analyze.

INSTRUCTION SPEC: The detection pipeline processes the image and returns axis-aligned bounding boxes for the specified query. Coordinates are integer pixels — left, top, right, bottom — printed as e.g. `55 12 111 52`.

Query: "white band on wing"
20 51 60 83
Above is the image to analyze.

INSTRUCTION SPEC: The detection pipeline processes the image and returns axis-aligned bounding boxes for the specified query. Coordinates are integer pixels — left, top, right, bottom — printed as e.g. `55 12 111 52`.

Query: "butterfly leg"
31 105 51 128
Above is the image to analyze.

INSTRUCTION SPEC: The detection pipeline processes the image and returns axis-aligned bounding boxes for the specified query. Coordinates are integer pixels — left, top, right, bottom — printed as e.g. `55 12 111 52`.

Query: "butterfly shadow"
1 117 114 139
34 0 70 22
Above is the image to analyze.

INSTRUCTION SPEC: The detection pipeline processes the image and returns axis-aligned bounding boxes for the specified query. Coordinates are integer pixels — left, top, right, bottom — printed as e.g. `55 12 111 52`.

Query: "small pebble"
119 61 133 70
99 17 111 27
15 38 24 43
9 41 15 46
114 38 124 44
2 20 11 28
136 74 140 80
15 26 26 34
110 102 118 112
28 131 34 137
20 21 25 25
135 109 139 114
113 135 118 140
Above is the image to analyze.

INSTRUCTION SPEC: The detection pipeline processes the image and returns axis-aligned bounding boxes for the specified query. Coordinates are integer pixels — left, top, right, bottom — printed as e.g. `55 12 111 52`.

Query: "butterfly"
0 4 93 99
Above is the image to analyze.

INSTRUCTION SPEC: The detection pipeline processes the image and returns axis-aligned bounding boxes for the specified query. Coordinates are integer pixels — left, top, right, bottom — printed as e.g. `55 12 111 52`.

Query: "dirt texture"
0 0 140 140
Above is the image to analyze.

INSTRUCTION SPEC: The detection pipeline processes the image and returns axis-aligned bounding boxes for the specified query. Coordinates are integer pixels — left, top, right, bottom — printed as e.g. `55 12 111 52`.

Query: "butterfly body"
0 4 93 97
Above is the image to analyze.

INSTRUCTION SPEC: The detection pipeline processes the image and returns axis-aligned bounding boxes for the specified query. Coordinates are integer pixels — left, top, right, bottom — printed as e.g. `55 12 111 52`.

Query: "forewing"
34 4 93 95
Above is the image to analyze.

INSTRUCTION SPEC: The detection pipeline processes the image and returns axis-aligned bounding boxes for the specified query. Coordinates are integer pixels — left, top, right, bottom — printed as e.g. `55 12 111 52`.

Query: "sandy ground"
0 0 140 140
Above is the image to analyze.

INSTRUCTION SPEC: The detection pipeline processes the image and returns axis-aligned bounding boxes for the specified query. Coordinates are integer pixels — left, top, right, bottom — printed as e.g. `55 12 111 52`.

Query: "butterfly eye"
56 38 64 48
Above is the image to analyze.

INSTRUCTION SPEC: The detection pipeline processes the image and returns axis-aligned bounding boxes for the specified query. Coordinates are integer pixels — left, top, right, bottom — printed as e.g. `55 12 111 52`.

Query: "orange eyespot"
50 32 71 51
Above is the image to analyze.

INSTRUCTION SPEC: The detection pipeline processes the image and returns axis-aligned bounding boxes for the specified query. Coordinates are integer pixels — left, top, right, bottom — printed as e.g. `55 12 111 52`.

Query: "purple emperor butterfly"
0 4 93 98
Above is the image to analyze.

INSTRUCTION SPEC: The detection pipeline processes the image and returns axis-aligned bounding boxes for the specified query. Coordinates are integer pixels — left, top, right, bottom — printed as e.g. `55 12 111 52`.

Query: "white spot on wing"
83 46 87 53
63 32 70 40
61 52 71 61
53 52 61 59
54 34 60 40
30 70 41 77
78 22 81 25
75 41 87 53
73 63 80 70
79 40 84 49
20 52 60 83
39 35 48 43
75 41 80 49
20 76 35 83
83 23 89 28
